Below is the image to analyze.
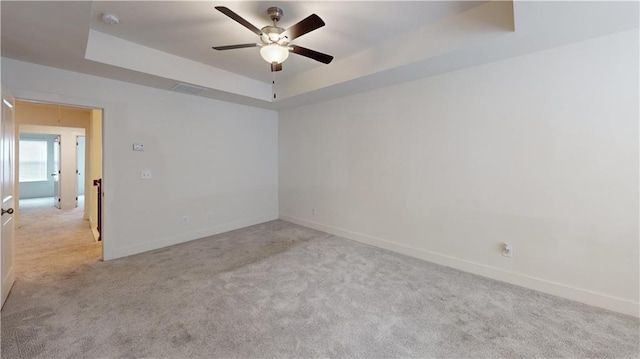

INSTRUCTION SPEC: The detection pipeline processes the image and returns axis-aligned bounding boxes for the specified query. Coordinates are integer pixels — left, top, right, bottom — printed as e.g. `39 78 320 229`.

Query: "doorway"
13 100 103 280
18 133 61 208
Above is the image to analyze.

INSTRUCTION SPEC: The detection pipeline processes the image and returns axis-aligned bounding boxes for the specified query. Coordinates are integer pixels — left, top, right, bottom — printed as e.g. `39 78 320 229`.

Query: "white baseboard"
91 228 100 242
106 214 278 261
89 217 100 242
280 214 639 318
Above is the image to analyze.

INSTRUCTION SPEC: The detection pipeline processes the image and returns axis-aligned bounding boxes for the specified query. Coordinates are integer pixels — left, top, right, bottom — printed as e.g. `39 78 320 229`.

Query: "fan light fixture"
213 6 333 72
260 44 289 64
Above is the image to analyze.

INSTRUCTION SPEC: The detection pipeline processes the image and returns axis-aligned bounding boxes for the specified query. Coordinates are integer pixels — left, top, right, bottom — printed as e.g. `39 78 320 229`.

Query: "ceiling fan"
212 6 333 72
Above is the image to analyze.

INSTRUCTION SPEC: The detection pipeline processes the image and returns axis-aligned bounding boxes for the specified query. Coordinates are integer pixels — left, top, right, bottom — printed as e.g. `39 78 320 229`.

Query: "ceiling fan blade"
215 6 262 36
290 45 333 64
281 14 325 41
212 43 259 51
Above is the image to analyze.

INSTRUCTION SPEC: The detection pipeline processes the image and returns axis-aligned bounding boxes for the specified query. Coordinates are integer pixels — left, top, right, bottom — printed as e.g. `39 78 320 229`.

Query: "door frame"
1 88 16 308
10 95 105 261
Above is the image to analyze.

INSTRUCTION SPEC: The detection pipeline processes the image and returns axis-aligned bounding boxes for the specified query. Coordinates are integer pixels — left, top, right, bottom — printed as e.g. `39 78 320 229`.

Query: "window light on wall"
19 140 48 182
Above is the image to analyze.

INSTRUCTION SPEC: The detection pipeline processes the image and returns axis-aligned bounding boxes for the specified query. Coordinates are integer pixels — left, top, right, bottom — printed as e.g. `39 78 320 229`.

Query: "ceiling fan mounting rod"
267 7 283 24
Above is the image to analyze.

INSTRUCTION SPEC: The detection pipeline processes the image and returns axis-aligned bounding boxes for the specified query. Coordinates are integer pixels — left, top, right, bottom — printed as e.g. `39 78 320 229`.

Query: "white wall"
279 30 639 316
2 58 279 260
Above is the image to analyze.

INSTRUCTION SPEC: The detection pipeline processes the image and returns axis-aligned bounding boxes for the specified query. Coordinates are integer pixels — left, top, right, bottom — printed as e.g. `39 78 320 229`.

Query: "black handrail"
93 179 102 241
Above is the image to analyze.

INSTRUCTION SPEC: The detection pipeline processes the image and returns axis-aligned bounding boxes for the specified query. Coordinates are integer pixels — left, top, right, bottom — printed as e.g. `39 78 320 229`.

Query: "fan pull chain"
272 71 277 101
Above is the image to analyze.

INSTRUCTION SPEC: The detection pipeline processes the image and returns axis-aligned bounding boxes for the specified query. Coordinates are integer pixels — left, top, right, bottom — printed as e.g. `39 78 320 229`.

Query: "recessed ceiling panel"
89 1 484 82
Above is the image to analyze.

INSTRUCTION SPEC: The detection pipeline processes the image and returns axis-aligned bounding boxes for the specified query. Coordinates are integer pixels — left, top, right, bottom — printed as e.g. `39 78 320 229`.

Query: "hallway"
15 197 100 281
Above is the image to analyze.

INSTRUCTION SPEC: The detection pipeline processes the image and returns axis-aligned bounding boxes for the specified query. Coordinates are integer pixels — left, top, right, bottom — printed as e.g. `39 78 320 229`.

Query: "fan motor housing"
261 25 285 44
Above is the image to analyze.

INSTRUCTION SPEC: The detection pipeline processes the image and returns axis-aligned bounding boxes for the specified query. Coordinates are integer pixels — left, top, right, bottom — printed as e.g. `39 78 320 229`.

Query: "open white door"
77 136 85 208
53 135 61 209
1 88 16 307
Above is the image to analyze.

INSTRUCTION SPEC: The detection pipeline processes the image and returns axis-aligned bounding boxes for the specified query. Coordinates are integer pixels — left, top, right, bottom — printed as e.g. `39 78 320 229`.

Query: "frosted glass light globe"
260 44 289 64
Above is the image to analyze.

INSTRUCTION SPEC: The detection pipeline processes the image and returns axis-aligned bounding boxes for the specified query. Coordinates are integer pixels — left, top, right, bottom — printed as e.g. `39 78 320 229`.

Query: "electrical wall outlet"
182 216 190 224
133 143 144 151
140 170 152 179
502 243 513 258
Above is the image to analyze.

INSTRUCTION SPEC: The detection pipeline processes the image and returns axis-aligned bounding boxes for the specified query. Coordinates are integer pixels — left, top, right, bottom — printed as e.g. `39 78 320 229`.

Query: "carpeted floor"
11 197 100 282
1 205 638 358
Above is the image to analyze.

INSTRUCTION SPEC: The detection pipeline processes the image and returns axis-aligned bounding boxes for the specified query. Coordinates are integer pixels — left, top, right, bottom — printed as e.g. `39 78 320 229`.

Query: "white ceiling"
1 1 638 110
89 1 482 83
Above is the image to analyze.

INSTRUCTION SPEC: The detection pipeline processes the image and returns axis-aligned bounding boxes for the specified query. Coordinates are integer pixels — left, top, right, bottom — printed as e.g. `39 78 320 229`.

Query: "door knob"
1 208 14 216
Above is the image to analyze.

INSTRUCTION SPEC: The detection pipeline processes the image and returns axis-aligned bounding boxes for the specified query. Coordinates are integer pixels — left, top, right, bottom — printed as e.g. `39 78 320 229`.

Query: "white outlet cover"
140 170 152 179
133 143 144 151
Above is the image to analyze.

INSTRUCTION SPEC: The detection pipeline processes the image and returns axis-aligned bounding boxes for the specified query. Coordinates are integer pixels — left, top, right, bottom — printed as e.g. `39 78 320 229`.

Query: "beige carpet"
13 198 101 281
1 214 638 358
